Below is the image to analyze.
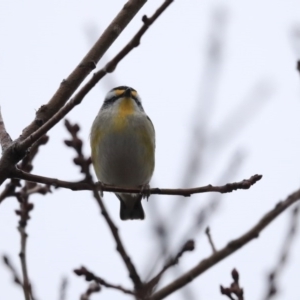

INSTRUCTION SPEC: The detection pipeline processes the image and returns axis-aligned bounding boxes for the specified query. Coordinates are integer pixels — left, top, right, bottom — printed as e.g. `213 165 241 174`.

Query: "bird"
90 86 155 220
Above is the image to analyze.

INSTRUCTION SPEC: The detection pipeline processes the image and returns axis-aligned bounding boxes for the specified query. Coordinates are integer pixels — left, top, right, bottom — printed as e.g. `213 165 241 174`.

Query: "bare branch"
0 135 50 204
10 170 262 196
263 204 300 299
103 0 174 73
205 227 217 254
144 151 245 295
0 179 21 203
80 282 101 300
18 135 49 173
16 0 174 154
0 0 148 186
14 151 43 300
15 193 34 300
0 107 13 152
63 120 92 181
18 226 31 300
2 255 23 288
74 266 135 296
149 188 300 300
145 240 195 293
18 0 147 144
2 132 49 299
91 187 143 290
220 269 244 300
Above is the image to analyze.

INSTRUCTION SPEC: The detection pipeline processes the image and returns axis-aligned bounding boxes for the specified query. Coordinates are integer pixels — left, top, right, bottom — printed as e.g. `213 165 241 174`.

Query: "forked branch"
16 0 174 155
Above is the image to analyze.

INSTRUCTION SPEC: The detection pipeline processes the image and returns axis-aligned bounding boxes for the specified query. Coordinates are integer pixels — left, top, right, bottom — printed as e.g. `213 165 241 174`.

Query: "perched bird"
90 86 155 220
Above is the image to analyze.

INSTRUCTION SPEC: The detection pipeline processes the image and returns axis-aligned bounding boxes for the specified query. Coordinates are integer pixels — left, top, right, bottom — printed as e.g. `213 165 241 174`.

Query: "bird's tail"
116 193 145 220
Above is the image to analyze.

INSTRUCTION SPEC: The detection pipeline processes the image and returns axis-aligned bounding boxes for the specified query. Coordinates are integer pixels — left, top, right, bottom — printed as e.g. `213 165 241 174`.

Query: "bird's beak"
123 88 132 97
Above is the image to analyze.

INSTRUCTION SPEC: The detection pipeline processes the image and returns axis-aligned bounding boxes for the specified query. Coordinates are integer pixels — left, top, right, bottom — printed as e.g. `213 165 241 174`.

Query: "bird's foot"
96 181 105 197
140 184 151 201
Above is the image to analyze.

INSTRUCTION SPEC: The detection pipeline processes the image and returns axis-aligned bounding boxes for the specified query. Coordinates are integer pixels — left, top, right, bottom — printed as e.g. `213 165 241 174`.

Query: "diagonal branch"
0 107 13 152
2 255 23 289
263 204 300 299
205 227 217 254
74 266 135 295
18 0 147 144
16 0 174 154
149 187 300 300
145 240 195 293
0 0 147 186
91 186 143 290
10 170 262 197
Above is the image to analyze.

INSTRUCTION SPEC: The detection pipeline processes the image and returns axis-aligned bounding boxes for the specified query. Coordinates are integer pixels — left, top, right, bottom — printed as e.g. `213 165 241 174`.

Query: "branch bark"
74 266 135 295
9 170 262 197
0 107 13 152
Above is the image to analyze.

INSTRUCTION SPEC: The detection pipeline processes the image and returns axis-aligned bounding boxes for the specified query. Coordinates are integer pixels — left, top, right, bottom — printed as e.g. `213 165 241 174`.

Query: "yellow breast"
113 98 135 130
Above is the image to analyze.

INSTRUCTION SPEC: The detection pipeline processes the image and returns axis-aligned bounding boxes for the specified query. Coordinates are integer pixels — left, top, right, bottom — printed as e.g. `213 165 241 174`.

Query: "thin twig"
59 277 68 300
64 120 143 291
205 227 217 253
18 135 49 173
92 186 143 290
10 170 263 196
16 188 35 300
263 204 300 299
2 255 23 288
16 0 174 154
15 147 41 300
0 178 21 203
145 240 195 294
18 226 31 300
0 107 13 152
0 135 50 205
2 130 47 299
74 266 135 295
149 188 300 300
220 269 244 300
64 120 92 182
80 282 101 300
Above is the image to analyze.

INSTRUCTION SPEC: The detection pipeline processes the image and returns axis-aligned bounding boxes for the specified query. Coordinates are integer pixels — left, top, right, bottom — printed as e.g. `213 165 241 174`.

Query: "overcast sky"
1 0 300 299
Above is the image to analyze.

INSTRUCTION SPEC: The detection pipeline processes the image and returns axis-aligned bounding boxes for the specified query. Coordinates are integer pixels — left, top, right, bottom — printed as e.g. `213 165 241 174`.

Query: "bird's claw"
140 184 151 200
96 181 104 197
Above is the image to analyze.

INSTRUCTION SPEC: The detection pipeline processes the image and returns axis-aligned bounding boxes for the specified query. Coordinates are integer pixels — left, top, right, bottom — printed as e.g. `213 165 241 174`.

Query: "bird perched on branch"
90 86 155 220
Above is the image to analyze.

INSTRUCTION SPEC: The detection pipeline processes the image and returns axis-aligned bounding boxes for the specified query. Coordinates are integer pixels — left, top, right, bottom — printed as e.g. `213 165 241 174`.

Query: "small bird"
90 86 155 220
